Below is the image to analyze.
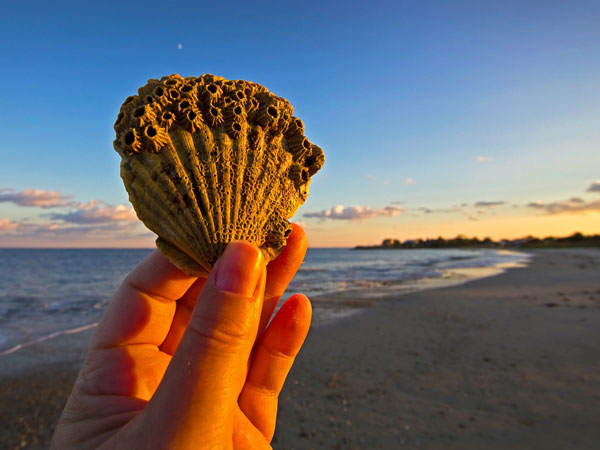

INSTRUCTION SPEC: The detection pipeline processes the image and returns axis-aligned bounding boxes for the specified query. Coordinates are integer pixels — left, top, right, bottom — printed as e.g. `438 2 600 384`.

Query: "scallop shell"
114 74 324 276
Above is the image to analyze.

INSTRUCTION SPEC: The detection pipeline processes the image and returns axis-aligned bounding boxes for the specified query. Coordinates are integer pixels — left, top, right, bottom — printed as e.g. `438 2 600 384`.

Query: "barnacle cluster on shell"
114 74 324 276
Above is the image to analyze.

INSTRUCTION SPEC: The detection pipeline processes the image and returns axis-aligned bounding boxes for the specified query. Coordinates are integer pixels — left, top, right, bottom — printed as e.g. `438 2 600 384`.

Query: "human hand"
51 224 311 450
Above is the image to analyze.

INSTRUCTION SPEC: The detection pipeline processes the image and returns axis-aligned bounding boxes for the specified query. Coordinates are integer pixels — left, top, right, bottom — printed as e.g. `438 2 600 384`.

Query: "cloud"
0 188 74 208
417 206 459 215
420 201 506 212
0 188 138 224
527 197 600 215
0 188 147 243
476 156 495 163
0 219 75 235
587 181 600 193
474 201 505 208
402 177 414 185
0 218 22 233
414 201 508 220
49 201 138 224
304 204 403 221
0 218 146 240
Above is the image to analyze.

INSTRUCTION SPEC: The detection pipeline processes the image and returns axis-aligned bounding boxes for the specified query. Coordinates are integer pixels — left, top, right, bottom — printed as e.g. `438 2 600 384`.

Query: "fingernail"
215 241 263 296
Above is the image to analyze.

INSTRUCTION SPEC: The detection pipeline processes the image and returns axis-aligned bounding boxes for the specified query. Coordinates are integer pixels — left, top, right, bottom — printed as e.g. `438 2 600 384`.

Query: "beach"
1 248 599 449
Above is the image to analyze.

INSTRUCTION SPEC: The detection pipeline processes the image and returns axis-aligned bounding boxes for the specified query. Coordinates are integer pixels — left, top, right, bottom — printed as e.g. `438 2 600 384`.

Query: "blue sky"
1 0 599 247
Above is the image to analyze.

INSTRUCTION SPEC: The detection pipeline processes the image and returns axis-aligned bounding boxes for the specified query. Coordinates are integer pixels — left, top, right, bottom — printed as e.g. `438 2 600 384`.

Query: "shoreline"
306 250 531 327
0 248 529 353
1 248 599 449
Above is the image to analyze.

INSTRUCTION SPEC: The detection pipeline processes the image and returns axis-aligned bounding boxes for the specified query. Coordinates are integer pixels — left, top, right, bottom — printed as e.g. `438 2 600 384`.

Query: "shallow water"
0 247 529 355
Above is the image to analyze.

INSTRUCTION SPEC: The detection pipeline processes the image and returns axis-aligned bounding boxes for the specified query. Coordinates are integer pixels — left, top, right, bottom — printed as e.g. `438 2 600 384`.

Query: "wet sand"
1 249 599 449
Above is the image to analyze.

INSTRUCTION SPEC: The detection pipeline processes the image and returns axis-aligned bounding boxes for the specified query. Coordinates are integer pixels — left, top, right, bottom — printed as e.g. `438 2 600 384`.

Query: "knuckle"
262 342 295 362
186 317 250 354
246 378 279 399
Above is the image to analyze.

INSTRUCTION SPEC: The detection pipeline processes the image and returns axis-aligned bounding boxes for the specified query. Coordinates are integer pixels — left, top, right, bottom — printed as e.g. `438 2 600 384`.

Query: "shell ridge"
249 166 283 239
204 127 224 248
255 179 289 240
254 142 295 222
167 129 214 264
235 127 257 239
230 128 249 240
192 126 223 249
159 136 211 263
250 133 294 245
124 155 197 255
212 127 234 244
124 157 187 241
187 130 218 240
254 158 303 250
240 127 268 243
245 134 288 241
156 237 211 275
139 147 209 260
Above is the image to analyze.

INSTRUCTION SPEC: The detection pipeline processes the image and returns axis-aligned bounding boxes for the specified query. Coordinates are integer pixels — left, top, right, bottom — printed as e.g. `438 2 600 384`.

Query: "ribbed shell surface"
114 74 324 276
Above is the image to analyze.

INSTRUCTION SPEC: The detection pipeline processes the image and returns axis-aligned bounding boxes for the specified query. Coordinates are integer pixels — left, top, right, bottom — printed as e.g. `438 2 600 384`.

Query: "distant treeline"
355 232 600 250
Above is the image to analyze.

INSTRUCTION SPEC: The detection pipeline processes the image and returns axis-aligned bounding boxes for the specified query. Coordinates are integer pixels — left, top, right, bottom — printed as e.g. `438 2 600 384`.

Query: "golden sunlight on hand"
50 225 311 450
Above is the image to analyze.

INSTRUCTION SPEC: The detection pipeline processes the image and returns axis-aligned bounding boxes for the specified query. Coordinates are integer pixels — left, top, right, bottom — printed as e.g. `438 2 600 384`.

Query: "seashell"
114 73 324 276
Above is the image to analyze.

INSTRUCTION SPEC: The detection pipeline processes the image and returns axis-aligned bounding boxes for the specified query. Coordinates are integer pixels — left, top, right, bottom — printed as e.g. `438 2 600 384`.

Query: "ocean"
0 247 529 356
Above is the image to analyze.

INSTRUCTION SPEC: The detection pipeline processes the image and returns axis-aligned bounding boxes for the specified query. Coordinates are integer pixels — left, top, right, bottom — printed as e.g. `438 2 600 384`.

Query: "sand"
1 249 599 450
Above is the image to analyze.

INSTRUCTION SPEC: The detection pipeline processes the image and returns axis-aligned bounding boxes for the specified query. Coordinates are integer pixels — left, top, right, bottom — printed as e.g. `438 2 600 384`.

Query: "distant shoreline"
355 232 600 250
355 242 600 250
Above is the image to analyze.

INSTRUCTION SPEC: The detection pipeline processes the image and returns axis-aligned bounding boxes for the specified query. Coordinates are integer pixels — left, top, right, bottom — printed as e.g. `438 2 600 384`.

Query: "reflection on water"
0 248 530 353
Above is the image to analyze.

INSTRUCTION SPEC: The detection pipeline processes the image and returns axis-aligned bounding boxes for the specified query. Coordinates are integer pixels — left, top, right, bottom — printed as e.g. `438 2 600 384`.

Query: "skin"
51 224 311 450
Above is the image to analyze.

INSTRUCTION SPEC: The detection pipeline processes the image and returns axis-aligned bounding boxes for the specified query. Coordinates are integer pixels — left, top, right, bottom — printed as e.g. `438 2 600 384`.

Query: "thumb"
143 241 266 440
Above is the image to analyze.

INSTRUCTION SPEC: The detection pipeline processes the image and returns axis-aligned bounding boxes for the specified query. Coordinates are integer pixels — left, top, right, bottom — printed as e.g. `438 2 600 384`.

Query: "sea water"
0 248 529 356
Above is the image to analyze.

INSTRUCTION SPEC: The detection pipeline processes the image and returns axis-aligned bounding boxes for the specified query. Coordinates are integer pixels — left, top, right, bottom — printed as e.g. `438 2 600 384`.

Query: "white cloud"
0 219 146 240
402 177 414 185
0 218 22 233
476 156 495 163
0 187 146 242
177 43 183 50
0 188 74 208
49 201 138 224
304 204 403 221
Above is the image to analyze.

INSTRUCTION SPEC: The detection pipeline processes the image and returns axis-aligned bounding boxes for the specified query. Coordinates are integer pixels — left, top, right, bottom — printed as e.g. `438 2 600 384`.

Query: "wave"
0 322 98 357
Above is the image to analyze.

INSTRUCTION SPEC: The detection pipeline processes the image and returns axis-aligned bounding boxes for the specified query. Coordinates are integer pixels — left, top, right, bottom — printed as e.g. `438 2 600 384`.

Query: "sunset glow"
1 1 598 248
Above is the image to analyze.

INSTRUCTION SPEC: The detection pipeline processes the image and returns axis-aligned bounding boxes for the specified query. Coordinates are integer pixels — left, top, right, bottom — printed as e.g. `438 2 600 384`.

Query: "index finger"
92 250 199 349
